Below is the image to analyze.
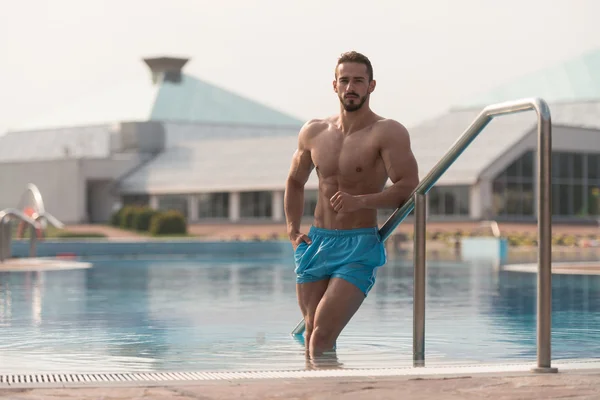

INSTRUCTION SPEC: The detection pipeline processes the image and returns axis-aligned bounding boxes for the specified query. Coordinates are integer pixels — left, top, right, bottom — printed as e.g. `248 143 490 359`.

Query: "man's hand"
289 231 312 250
330 191 364 213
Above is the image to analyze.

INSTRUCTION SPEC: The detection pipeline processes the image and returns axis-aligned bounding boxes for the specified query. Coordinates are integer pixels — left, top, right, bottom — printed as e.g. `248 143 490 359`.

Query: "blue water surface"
0 253 599 373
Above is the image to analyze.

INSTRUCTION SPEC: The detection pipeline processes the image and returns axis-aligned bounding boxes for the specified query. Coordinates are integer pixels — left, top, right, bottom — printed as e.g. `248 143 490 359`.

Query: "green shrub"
119 206 138 230
149 210 187 236
453 230 464 238
562 234 578 247
132 207 159 232
507 234 521 247
110 208 123 227
551 234 578 247
520 234 536 247
428 231 442 241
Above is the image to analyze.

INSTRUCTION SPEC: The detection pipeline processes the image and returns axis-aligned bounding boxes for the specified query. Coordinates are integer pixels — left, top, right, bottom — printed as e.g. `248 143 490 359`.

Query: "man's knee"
310 324 337 351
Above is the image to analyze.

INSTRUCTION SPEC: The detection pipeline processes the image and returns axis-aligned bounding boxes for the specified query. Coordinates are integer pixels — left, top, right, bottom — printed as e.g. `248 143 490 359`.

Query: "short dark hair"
335 51 373 81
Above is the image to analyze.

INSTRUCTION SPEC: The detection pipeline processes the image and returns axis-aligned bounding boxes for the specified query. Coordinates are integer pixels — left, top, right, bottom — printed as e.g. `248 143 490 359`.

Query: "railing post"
413 192 426 366
3 220 12 261
532 102 558 373
29 223 37 258
0 221 6 262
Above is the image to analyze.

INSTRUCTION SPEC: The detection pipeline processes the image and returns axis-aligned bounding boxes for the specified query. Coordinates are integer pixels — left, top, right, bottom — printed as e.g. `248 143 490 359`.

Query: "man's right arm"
284 121 317 245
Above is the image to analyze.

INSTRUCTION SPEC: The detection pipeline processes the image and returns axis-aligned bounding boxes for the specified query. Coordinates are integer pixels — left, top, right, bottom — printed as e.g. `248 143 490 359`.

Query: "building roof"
8 57 302 132
401 100 600 185
457 47 600 108
118 134 316 194
6 50 600 190
150 75 302 127
163 122 300 147
118 101 600 194
118 48 600 193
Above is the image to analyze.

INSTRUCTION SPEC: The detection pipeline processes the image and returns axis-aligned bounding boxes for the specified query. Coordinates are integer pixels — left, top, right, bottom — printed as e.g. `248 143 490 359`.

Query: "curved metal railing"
34 211 65 230
17 183 48 229
1 183 65 262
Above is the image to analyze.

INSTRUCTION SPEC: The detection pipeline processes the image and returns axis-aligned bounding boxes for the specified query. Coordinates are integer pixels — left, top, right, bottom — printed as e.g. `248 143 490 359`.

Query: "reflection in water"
307 350 344 370
488 268 600 359
0 252 598 373
0 278 12 324
0 271 46 327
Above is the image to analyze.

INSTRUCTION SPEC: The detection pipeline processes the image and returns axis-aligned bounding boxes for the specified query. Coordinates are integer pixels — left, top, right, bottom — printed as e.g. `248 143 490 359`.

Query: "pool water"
0 254 599 373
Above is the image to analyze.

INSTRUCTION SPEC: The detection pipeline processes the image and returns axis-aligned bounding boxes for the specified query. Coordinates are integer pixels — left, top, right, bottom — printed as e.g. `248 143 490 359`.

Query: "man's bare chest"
311 134 381 181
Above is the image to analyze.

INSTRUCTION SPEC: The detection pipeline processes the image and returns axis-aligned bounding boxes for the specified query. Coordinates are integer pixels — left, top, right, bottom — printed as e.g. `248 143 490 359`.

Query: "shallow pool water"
0 254 599 373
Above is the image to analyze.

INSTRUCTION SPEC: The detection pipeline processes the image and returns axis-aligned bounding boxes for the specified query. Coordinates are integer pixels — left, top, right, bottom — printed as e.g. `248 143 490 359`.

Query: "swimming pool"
0 252 599 374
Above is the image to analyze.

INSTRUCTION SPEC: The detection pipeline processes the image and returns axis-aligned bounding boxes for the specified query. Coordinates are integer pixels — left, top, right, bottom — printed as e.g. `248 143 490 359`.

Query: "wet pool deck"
0 257 91 272
1 361 600 399
502 261 600 275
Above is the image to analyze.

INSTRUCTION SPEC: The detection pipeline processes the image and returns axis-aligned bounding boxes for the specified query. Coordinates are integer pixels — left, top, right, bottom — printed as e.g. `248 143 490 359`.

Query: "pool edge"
2 359 599 389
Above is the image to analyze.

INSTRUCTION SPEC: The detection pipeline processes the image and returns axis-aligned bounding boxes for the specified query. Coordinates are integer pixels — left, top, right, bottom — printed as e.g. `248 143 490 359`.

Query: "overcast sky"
1 0 599 135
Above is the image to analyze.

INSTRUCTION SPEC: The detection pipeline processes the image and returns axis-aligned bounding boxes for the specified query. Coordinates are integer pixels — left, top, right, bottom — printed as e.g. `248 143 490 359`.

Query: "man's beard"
340 93 368 112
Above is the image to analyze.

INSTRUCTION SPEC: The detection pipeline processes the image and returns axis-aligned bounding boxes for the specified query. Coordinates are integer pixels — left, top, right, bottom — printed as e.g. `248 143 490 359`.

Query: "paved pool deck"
1 369 599 399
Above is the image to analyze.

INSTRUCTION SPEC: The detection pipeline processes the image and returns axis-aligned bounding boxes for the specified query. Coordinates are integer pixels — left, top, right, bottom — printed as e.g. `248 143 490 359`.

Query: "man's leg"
309 277 366 357
296 279 329 353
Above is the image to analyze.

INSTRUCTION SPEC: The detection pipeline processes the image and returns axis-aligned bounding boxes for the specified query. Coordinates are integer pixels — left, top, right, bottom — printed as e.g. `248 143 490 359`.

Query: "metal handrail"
17 183 48 229
291 97 556 373
0 208 39 262
35 211 65 230
379 97 550 240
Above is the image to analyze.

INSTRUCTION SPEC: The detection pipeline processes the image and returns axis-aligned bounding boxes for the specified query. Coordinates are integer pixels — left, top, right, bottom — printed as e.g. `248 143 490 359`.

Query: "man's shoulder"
298 117 333 138
303 117 335 130
374 118 409 134
373 118 410 141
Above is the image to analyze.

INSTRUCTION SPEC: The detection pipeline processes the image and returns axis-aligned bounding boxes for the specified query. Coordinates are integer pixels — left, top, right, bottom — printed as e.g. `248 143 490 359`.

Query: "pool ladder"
292 98 557 374
0 183 64 262
0 209 64 262
0 209 38 262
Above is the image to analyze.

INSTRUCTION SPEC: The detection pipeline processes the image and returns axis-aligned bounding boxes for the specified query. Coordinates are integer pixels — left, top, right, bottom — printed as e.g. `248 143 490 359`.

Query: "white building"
2 50 600 225
0 57 303 224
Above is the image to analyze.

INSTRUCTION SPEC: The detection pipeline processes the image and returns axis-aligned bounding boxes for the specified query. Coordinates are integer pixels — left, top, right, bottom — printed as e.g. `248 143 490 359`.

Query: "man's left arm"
358 121 420 209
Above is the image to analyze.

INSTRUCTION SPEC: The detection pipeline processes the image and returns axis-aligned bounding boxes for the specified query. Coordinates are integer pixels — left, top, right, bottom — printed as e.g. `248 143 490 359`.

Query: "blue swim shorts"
294 226 387 296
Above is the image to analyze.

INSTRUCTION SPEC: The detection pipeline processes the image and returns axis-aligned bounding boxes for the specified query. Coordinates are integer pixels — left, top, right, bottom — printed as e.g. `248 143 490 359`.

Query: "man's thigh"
296 279 330 322
313 277 366 338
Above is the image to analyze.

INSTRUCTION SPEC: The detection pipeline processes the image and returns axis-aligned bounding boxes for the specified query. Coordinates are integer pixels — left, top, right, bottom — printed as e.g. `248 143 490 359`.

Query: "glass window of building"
240 191 273 218
493 150 600 217
198 192 229 219
157 195 188 217
428 185 470 216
